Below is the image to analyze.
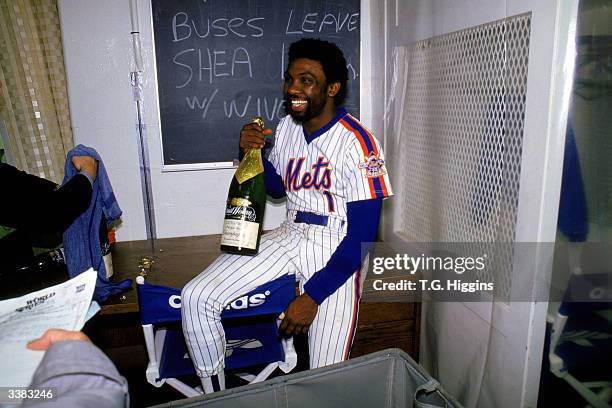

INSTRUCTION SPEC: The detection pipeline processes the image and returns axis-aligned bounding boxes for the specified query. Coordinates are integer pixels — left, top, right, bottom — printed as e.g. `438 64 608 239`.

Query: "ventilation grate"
399 13 532 299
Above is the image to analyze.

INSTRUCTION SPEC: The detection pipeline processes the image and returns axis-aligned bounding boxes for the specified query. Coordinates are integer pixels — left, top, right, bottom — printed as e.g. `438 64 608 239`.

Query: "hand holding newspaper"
0 269 97 388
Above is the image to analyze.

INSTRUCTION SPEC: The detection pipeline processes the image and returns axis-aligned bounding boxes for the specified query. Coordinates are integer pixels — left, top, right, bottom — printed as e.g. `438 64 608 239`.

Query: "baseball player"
181 38 393 393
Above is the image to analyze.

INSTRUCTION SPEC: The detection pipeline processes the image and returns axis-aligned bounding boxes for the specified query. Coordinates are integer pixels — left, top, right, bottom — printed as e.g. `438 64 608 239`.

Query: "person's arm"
279 198 382 336
0 158 96 233
42 174 92 232
0 163 57 230
24 329 129 408
303 198 382 303
263 157 286 198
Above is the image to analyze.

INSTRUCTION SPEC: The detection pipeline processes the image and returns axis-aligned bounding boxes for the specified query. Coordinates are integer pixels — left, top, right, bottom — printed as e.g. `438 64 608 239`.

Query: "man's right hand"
71 156 98 181
239 123 273 152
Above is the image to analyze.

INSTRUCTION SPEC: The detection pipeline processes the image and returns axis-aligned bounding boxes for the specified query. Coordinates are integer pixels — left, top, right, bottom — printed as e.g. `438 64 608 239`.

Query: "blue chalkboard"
151 0 360 165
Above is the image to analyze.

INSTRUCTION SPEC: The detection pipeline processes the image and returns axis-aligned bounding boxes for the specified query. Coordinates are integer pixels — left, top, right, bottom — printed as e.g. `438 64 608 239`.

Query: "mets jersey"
268 107 393 222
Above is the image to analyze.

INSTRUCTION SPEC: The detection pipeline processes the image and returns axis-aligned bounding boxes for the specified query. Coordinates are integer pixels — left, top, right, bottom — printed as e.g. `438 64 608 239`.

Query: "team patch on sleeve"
340 114 392 200
358 151 387 178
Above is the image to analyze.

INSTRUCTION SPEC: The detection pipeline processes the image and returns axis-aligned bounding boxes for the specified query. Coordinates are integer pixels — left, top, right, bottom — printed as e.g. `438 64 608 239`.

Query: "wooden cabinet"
351 301 420 360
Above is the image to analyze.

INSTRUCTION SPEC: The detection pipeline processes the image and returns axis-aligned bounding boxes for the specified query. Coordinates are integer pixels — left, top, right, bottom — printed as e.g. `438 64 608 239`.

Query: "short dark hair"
288 38 348 106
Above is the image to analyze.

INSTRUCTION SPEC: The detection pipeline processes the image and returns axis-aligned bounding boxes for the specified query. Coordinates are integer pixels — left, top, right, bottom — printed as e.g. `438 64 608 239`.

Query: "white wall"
59 0 146 241
58 0 286 241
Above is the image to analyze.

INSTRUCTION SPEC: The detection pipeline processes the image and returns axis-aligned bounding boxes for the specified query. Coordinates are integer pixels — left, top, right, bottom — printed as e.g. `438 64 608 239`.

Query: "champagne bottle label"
103 251 114 279
99 215 113 279
221 203 259 249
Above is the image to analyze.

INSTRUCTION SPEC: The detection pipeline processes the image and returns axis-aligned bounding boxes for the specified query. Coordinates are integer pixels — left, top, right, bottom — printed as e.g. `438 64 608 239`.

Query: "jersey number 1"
322 190 335 213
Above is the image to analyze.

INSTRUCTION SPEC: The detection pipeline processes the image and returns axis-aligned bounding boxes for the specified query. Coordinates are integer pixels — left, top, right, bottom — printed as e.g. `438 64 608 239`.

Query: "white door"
361 0 579 406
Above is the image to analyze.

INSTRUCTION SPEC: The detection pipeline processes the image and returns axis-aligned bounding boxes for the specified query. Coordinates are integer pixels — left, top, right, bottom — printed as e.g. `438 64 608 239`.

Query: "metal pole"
129 0 156 253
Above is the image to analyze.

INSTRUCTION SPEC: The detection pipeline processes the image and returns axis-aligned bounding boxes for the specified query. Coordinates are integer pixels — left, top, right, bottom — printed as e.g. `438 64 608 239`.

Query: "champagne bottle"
220 117 267 255
99 215 114 279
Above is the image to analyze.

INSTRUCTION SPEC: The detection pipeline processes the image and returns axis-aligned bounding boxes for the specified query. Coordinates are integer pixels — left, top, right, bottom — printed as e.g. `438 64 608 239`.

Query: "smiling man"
181 38 393 393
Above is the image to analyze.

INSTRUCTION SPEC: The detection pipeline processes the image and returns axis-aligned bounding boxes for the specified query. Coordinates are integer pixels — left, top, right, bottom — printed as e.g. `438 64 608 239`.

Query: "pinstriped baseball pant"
181 219 363 377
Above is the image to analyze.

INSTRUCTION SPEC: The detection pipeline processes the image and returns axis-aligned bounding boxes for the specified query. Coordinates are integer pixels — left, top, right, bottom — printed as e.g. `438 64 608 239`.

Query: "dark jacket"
0 163 92 298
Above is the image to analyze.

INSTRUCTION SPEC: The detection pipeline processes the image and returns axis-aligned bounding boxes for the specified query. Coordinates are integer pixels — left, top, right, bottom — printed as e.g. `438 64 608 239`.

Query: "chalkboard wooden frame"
150 0 361 170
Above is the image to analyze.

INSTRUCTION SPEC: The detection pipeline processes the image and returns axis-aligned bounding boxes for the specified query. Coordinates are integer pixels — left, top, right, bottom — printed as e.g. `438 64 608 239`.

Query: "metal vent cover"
398 14 532 299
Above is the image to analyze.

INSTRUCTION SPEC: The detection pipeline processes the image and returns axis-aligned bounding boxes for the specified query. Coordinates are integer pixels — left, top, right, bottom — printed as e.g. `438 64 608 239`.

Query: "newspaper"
0 269 97 388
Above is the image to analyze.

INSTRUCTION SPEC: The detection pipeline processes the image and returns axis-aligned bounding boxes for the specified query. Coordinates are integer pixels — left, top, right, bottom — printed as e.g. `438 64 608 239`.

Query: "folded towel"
63 145 131 302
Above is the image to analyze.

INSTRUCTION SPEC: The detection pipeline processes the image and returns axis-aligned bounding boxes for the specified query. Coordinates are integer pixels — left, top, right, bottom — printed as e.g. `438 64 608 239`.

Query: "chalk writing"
152 0 360 164
173 47 252 87
172 12 264 41
285 10 359 34
185 89 218 119
223 96 285 120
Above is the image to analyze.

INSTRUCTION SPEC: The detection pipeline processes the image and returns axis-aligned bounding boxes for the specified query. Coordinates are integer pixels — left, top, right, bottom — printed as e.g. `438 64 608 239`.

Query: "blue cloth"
557 123 588 242
62 145 131 302
304 198 382 304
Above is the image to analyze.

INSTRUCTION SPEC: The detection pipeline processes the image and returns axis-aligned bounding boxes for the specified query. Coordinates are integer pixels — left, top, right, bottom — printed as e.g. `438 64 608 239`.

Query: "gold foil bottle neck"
252 116 264 129
235 117 265 184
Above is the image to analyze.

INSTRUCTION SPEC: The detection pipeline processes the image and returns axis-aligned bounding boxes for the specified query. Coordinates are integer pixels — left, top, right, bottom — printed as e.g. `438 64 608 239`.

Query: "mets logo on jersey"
359 152 387 178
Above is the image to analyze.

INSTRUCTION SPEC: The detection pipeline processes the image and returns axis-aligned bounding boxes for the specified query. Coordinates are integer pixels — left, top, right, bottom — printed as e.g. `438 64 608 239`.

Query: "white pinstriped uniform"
181 110 392 377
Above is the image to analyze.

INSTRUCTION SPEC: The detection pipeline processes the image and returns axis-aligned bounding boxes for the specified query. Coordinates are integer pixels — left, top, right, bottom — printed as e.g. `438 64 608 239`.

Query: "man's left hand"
279 293 318 337
27 329 91 351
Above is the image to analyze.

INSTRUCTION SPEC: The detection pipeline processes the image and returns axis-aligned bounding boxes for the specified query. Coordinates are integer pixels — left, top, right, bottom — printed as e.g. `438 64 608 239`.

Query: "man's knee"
181 279 209 311
181 277 218 313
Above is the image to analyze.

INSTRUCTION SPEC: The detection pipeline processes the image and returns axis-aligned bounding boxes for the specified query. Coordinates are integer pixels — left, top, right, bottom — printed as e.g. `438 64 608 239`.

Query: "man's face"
283 58 330 123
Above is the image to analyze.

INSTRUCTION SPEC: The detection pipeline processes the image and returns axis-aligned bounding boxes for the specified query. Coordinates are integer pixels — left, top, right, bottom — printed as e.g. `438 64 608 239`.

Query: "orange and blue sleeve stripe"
339 115 390 199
